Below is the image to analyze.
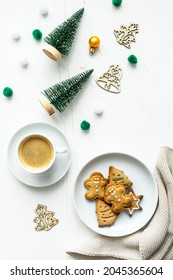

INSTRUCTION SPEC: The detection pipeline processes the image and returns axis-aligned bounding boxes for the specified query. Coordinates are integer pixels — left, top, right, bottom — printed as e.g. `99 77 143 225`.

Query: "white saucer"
7 122 71 187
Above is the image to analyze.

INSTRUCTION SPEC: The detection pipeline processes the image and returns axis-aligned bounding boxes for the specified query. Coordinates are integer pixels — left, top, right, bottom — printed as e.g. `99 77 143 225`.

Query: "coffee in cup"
18 134 55 173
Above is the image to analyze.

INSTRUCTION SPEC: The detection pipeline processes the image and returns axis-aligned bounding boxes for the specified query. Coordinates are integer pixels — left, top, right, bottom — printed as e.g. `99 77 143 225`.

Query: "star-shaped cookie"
124 188 143 216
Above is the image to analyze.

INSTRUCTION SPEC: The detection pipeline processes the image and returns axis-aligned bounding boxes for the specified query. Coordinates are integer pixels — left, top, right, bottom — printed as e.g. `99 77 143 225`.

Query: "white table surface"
0 0 173 260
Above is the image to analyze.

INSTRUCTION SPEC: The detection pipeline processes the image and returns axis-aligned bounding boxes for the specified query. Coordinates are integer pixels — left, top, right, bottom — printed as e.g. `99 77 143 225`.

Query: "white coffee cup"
18 134 67 174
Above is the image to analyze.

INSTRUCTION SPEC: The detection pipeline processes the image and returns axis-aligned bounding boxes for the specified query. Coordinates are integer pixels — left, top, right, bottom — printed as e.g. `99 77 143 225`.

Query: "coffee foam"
18 135 54 170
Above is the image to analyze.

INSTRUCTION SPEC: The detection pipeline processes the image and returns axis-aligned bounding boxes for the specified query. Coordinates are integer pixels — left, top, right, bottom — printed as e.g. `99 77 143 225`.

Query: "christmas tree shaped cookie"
40 69 94 115
43 8 84 61
95 199 118 227
108 166 133 188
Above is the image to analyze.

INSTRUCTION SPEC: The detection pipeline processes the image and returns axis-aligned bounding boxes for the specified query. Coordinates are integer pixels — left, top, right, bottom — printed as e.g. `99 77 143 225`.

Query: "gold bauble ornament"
89 36 100 48
88 36 100 55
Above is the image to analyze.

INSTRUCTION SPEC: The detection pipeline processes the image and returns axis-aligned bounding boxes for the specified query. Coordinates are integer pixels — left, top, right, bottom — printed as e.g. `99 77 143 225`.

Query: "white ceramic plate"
7 122 71 187
74 153 158 237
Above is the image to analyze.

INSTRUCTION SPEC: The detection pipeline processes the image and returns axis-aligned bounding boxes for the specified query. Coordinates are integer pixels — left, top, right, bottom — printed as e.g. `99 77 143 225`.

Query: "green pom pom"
3 87 13 97
32 29 42 40
112 0 122 7
128 54 138 64
80 120 90 131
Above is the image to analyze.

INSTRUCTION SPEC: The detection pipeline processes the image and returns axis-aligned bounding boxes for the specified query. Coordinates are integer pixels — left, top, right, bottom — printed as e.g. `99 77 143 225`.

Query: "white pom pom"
95 106 104 116
40 5 49 16
20 58 29 68
12 31 21 41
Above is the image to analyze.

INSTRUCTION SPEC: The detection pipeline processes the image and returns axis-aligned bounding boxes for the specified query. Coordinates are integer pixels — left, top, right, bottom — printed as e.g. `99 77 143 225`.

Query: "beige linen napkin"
67 147 173 260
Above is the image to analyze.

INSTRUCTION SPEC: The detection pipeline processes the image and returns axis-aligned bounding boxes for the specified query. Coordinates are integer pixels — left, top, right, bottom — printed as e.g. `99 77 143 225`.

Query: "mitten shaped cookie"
124 188 143 216
84 172 108 200
95 199 118 227
104 183 132 214
108 166 133 188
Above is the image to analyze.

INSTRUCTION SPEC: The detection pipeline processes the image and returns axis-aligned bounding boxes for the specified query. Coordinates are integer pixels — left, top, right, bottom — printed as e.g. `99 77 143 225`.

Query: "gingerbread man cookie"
104 183 132 214
124 188 143 216
108 166 133 188
84 172 108 200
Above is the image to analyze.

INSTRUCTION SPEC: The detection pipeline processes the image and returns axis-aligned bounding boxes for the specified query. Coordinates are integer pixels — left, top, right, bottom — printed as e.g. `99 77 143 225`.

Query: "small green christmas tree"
41 69 93 114
43 8 84 61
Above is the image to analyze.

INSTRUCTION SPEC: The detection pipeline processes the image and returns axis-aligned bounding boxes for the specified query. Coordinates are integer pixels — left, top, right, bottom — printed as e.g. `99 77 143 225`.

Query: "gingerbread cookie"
124 188 143 216
104 183 132 214
84 172 108 200
95 199 118 227
108 166 133 188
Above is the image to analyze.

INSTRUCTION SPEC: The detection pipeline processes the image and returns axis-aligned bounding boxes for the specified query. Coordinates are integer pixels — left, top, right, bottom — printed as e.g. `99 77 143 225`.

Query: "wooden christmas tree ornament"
39 69 94 115
43 8 84 61
114 23 139 49
34 204 59 231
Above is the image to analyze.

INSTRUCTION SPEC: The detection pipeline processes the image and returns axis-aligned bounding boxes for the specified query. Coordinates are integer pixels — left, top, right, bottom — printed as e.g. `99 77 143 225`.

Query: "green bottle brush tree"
42 8 84 61
40 69 94 115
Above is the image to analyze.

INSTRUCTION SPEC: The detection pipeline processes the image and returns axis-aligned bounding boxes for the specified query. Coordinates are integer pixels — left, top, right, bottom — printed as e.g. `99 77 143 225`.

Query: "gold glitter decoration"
34 204 59 231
